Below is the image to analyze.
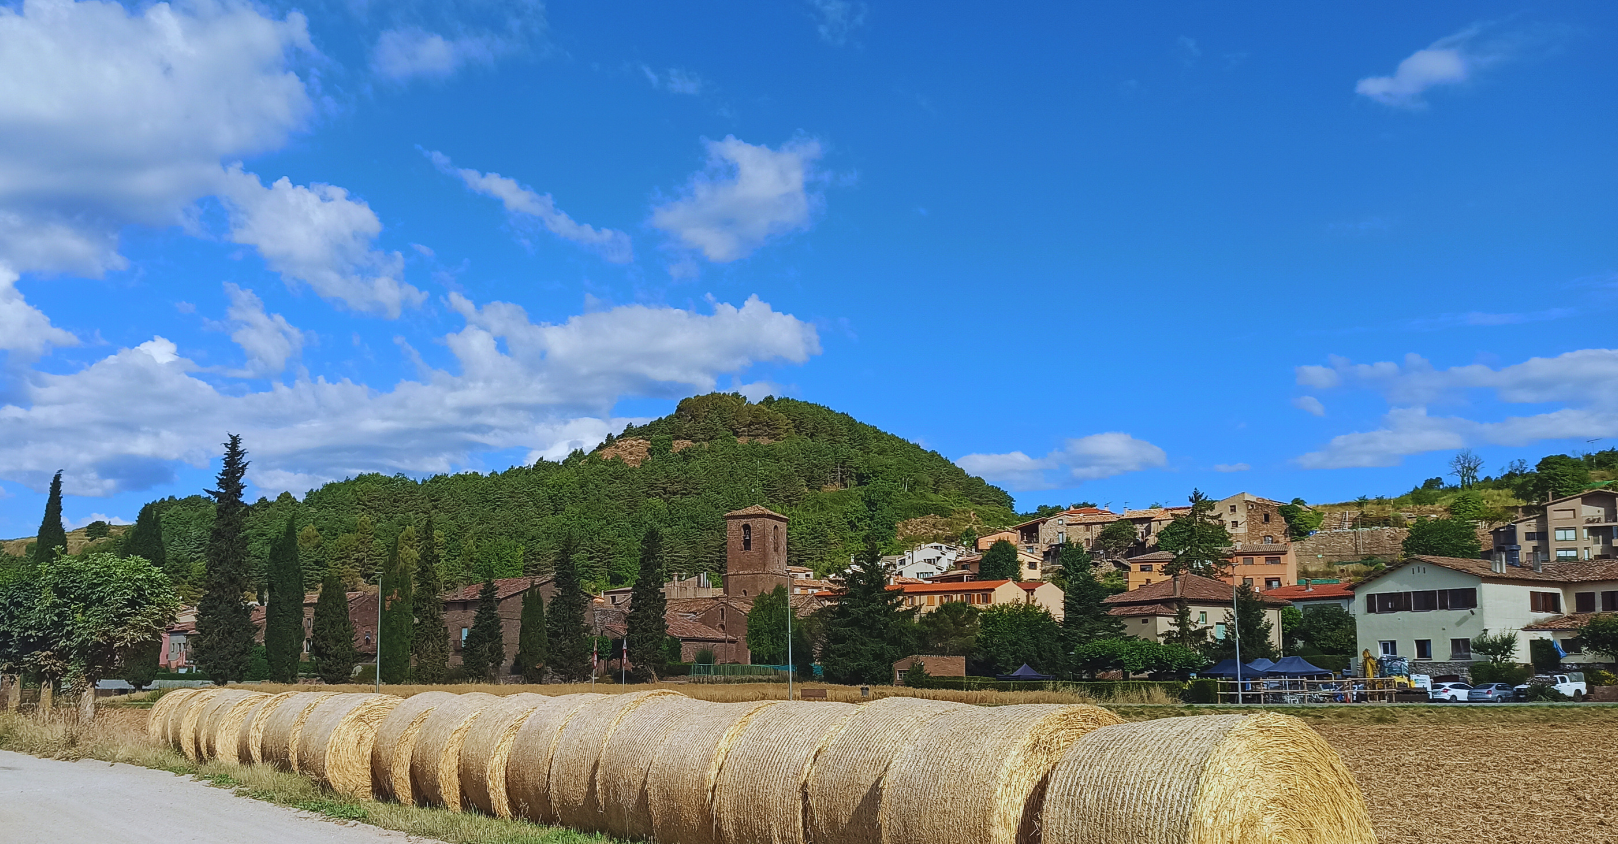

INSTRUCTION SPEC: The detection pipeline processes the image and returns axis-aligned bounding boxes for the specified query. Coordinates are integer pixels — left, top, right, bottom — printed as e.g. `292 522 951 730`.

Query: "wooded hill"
74 394 1017 598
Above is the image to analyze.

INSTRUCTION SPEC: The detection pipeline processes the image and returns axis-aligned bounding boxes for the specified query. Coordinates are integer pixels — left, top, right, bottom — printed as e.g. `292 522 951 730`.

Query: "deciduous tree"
745 585 792 665
916 601 979 656
1576 614 1618 662
978 539 1020 581
1402 517 1482 559
976 603 1064 675
1095 520 1140 558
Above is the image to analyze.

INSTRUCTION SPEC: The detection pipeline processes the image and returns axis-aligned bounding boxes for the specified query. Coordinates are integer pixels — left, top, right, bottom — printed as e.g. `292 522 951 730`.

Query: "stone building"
1212 493 1288 547
722 505 790 598
442 577 554 669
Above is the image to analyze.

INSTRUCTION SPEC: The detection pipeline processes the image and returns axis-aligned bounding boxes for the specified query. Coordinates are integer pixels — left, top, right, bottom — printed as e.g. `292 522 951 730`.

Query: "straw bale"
371 691 457 803
146 688 198 748
805 697 972 844
1040 713 1375 844
259 691 338 771
457 693 551 817
878 703 1124 844
408 692 500 809
234 696 274 763
194 690 257 760
550 690 685 833
296 693 404 798
176 688 225 761
596 696 715 840
504 693 608 823
646 701 779 844
210 691 271 764
713 701 860 844
243 691 308 764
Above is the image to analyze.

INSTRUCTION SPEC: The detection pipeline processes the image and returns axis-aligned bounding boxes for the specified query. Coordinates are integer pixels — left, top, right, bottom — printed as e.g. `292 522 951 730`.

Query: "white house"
890 543 966 581
1352 554 1618 677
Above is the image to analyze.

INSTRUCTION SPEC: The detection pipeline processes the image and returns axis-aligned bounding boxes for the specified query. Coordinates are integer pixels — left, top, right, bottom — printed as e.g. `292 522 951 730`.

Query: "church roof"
724 504 787 519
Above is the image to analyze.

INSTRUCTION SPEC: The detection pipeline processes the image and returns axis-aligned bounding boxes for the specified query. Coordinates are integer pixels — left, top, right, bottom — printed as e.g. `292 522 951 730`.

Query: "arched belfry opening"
723 505 789 599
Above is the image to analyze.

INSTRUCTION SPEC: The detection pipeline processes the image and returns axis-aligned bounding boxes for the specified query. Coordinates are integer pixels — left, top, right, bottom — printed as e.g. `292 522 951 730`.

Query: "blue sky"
2 1 1616 536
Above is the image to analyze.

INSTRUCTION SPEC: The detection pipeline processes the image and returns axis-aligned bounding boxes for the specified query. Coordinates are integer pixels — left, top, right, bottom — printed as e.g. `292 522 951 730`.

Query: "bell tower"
723 505 789 598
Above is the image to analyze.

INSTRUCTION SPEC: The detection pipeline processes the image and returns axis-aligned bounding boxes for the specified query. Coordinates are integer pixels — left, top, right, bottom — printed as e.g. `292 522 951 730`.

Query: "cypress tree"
1059 543 1124 652
193 435 256 684
820 539 918 685
412 516 450 683
513 581 548 683
544 536 591 682
461 577 504 682
264 516 304 683
624 526 668 682
34 470 68 567
123 501 167 570
379 527 416 684
311 568 358 684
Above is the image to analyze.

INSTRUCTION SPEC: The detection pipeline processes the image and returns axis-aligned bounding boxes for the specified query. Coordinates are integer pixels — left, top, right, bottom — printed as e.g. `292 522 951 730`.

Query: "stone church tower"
723 505 789 598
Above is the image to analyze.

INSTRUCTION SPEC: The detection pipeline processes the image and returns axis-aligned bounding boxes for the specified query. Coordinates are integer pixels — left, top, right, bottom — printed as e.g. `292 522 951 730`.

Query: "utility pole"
1232 583 1243 704
786 588 794 701
375 580 383 693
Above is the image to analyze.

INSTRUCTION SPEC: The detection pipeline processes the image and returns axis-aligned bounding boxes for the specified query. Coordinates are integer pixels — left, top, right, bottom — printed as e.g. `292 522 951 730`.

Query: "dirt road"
0 750 439 844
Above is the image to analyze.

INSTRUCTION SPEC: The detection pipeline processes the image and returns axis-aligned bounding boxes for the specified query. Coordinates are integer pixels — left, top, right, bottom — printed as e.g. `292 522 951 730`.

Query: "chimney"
1533 556 1544 574
1304 580 1313 592
1491 557 1505 574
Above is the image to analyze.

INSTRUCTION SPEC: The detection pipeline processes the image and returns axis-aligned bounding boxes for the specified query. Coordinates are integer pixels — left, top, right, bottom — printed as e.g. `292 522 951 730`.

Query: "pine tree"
412 516 450 683
123 501 167 570
264 515 304 683
461 577 504 682
311 569 358 684
978 539 1021 581
1203 583 1278 662
544 536 591 682
193 435 256 684
1163 598 1207 649
1159 489 1232 579
1060 544 1125 660
378 527 416 684
820 539 918 685
625 526 668 682
34 470 68 567
513 581 548 683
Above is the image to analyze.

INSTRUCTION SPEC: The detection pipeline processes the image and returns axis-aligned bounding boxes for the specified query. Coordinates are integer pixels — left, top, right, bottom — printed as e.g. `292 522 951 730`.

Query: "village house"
1213 492 1290 547
441 577 552 669
889 579 1065 620
1225 542 1299 594
1103 573 1289 651
1491 489 1618 566
1261 580 1355 613
1011 507 1179 563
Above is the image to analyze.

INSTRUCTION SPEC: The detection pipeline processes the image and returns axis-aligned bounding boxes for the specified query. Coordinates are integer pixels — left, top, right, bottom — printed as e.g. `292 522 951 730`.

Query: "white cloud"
957 432 1167 491
427 151 633 263
66 512 131 530
0 294 820 496
1292 395 1326 417
808 0 866 46
220 168 422 317
641 65 704 95
372 28 497 82
650 136 823 264
1295 349 1618 468
1355 25 1485 109
219 283 303 378
0 265 76 356
1213 463 1250 473
0 0 313 276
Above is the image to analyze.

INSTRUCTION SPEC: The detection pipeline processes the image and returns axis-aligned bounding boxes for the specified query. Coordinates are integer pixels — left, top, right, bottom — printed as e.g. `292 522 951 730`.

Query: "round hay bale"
878 703 1124 844
210 691 271 764
457 693 551 817
408 692 500 809
504 693 608 823
297 693 404 798
713 700 860 844
177 688 226 761
805 697 973 844
259 691 338 771
1040 713 1376 844
233 696 275 763
371 691 457 804
596 696 715 840
166 688 215 752
146 688 199 748
243 691 308 764
646 700 779 844
195 690 260 760
550 690 685 833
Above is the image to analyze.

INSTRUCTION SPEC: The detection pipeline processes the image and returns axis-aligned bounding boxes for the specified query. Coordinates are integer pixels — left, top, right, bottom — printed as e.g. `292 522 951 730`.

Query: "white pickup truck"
1514 672 1588 701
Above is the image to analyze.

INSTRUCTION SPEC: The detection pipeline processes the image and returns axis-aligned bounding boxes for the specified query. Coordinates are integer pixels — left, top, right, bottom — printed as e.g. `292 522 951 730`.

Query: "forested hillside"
110 394 1018 597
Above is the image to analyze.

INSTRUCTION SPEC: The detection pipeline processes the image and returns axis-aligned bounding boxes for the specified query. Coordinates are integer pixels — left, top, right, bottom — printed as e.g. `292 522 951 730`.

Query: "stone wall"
1295 528 1409 565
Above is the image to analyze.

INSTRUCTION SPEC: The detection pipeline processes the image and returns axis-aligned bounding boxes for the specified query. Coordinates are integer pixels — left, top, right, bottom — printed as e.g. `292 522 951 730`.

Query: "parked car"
1513 673 1588 701
1429 682 1471 702
1467 682 1516 702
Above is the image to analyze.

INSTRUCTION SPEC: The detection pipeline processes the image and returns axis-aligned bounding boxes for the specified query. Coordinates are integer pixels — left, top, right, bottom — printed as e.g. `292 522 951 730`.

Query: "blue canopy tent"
997 664 1054 681
1263 656 1333 678
1246 658 1276 673
1200 659 1246 678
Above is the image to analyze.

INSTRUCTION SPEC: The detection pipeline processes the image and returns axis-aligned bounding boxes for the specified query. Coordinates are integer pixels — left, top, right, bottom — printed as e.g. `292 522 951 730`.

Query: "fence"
1216 677 1400 704
689 664 793 683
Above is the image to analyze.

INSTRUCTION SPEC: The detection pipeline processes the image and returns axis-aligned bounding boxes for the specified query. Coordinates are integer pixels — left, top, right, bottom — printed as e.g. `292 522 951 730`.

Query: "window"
1198 611 1208 624
1410 590 1439 612
742 523 752 551
774 525 781 552
1379 640 1397 656
1577 592 1597 613
1604 591 1618 612
1555 528 1576 541
1557 549 1578 560
1263 512 1272 523
1242 557 1254 566
1524 531 1539 541
1263 535 1275 544
1450 638 1472 659
1367 588 1477 613
1530 592 1562 613
1265 557 1280 566
1265 578 1281 590
927 595 937 606
1230 521 1240 529
461 627 469 642
1242 577 1254 587
1027 561 1038 570
1215 623 1227 640
1229 505 1237 514
1140 564 1153 572
1415 640 1433 659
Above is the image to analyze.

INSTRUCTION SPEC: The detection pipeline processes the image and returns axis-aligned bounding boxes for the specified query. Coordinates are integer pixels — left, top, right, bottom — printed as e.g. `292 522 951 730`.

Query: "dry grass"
243 680 1151 706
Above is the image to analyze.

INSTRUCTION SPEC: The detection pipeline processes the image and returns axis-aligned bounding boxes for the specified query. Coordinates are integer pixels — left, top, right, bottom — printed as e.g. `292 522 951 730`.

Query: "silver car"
1429 682 1471 702
1467 682 1514 702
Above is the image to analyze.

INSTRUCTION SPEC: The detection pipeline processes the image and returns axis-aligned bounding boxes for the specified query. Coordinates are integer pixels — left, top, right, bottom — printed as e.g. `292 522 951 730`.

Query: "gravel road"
0 750 442 844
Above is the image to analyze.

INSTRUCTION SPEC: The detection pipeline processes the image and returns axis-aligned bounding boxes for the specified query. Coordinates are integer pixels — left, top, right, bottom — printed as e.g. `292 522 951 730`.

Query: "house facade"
1103 573 1289 650
441 578 553 669
1261 581 1355 613
1213 493 1289 547
889 579 1065 620
1491 489 1618 566
1223 543 1298 594
1351 554 1618 677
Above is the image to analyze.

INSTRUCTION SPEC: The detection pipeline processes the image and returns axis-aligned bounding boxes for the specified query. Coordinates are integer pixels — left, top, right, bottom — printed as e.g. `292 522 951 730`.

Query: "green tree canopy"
625 526 669 682
513 580 548 682
1290 605 1357 655
461 577 504 683
193 434 256 685
35 470 68 568
1060 549 1124 654
1069 638 1205 678
310 569 357 684
264 515 304 683
745 585 792 665
976 603 1064 675
916 601 980 656
1576 614 1618 661
378 526 417 684
978 539 1020 581
545 536 592 682
1402 517 1482 559
1534 455 1591 502
1446 491 1486 521
123 502 167 571
1158 490 1231 579
1471 629 1519 665
1095 520 1140 557
1277 502 1324 541
1202 583 1277 663
412 516 449 683
820 541 918 685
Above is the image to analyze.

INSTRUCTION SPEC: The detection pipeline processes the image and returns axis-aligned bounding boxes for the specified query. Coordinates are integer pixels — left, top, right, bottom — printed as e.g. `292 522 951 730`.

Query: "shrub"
1529 639 1563 673
903 659 931 688
694 648 717 665
1470 662 1532 687
1183 678 1219 704
1520 682 1568 702
1586 669 1616 687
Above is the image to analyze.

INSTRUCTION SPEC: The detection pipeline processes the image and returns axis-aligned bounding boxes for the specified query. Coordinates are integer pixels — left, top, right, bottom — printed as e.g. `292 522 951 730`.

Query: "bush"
694 648 716 665
1529 639 1563 673
1519 682 1569 702
903 659 931 688
1183 678 1219 704
1587 669 1616 687
661 662 693 678
1470 663 1532 686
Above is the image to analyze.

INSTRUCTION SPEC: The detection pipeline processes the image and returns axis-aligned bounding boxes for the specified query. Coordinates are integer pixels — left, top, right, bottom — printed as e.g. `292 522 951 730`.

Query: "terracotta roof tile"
439 576 550 603
1104 573 1291 606
725 504 787 519
1357 555 1618 588
891 580 1011 594
1523 612 1610 631
1107 603 1177 617
1125 550 1176 562
1261 582 1355 601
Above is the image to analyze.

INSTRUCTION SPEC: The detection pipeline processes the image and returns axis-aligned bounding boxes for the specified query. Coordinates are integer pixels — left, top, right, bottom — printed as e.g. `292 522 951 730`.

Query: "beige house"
1491 489 1617 565
1103 573 1289 651
1213 492 1290 547
1012 507 1178 563
890 579 1065 621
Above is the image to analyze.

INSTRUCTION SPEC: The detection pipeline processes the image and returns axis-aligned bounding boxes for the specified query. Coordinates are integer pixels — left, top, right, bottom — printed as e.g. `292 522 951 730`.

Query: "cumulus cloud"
426 151 633 262
219 168 422 317
1213 463 1250 473
650 136 823 264
0 294 820 496
0 265 76 356
1292 395 1326 417
372 28 497 82
1355 25 1504 109
0 0 313 276
956 432 1167 492
808 0 866 46
219 283 304 378
1295 349 1618 468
